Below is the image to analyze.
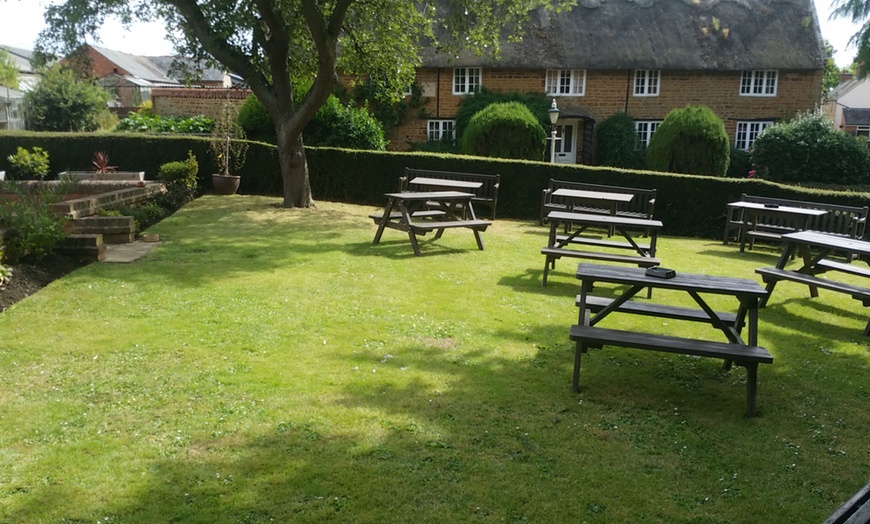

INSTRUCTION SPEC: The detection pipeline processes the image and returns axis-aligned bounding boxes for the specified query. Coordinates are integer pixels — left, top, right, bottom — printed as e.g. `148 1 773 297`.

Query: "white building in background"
0 44 41 130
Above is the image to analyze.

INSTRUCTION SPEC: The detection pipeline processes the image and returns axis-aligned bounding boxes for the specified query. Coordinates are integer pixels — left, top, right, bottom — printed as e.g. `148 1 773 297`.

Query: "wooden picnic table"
756 230 870 335
570 263 772 417
370 191 491 256
541 210 663 286
408 176 483 192
724 200 829 252
551 187 634 217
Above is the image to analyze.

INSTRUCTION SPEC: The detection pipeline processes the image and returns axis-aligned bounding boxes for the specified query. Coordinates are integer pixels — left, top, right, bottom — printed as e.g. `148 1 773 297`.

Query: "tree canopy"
36 0 574 207
832 0 870 77
0 49 18 89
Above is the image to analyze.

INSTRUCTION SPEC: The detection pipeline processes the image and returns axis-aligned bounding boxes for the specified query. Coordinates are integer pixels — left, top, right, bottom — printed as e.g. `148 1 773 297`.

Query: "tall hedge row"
2 132 868 239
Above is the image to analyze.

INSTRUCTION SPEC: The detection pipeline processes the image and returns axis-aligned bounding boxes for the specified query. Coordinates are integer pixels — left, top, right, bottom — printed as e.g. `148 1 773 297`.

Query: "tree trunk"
277 127 315 208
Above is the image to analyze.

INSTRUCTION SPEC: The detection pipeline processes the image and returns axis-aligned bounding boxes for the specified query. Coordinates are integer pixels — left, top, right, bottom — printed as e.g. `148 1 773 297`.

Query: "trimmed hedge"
2 132 868 239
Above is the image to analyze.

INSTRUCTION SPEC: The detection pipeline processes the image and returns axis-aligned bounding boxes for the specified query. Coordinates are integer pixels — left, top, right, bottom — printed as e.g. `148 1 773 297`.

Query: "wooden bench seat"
556 234 651 252
541 247 659 286
755 267 870 305
824 480 870 524
816 259 870 279
368 210 446 224
576 295 739 327
569 325 773 416
410 220 491 232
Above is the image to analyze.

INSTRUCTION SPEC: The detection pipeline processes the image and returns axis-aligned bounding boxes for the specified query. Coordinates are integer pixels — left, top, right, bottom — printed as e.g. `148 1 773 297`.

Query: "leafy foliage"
751 110 870 184
237 94 276 144
115 112 214 134
91 151 118 173
0 246 11 284
454 89 552 146
595 112 645 169
24 66 110 132
460 101 546 160
0 49 19 89
6 147 51 180
646 105 730 177
725 147 752 178
304 97 387 150
0 179 76 262
158 150 200 207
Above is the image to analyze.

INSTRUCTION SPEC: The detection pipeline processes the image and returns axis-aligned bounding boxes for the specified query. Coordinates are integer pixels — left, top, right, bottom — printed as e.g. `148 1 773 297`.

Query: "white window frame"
633 70 660 96
740 70 778 97
855 126 870 138
635 120 662 149
427 120 455 143
545 69 586 96
735 121 774 150
453 67 481 95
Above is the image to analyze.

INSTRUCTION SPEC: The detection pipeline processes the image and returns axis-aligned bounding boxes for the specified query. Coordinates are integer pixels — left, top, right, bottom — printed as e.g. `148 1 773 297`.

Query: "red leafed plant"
92 151 118 173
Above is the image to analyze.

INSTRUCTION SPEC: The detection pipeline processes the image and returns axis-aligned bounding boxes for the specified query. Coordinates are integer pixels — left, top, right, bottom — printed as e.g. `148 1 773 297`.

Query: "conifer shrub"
646 105 730 176
750 110 870 185
460 102 546 160
595 112 644 169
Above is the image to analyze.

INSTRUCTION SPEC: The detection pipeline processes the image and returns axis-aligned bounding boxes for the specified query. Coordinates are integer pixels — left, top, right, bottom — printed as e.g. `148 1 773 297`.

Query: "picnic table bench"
541 210 662 286
724 194 868 255
540 179 656 225
824 480 870 524
756 230 870 335
571 263 772 417
400 168 500 219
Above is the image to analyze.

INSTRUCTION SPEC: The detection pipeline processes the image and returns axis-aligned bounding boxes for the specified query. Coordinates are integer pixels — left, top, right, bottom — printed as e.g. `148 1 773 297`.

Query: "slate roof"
843 108 870 126
422 0 825 71
89 45 176 83
0 45 37 74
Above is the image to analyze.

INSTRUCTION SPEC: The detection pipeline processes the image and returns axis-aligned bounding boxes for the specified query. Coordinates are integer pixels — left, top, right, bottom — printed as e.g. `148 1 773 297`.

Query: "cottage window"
546 69 586 96
740 70 778 96
635 120 662 148
633 70 660 96
453 67 481 95
428 120 456 143
855 126 870 138
735 121 774 150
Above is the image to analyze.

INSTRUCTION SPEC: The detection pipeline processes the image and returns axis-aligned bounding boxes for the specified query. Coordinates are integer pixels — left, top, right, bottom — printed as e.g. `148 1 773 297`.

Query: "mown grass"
1 195 869 523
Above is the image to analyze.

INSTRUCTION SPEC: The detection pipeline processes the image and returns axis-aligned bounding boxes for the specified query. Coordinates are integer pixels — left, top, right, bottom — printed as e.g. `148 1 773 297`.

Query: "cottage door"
554 122 576 164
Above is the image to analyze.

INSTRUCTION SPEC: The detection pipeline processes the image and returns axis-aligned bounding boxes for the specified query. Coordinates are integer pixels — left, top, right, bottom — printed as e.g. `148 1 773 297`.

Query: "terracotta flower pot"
212 174 241 195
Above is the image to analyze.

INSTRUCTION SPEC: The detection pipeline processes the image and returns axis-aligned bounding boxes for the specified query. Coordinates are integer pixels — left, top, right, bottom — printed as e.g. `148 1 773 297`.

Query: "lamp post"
548 98 560 164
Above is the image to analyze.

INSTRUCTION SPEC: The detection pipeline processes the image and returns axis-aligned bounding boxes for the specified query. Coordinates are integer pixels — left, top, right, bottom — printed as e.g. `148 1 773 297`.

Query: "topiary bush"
237 94 277 144
158 150 200 207
646 105 730 177
460 101 547 160
595 112 645 169
453 88 551 146
750 110 870 185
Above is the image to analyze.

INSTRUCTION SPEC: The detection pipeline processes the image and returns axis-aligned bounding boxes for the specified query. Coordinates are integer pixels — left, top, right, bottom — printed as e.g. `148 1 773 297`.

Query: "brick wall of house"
151 88 251 119
387 67 823 157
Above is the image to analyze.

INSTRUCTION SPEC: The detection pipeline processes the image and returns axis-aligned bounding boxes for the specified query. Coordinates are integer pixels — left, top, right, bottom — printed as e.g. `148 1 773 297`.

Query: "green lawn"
1 196 868 523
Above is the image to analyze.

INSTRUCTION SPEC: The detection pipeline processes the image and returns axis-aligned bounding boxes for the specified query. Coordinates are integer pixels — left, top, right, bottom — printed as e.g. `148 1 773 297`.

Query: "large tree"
36 0 572 208
833 0 870 77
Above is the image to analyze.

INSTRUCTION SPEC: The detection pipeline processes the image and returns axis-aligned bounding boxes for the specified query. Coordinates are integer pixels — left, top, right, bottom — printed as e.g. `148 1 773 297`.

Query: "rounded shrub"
305 96 387 150
460 101 547 160
750 110 870 185
595 111 644 169
237 94 276 143
646 105 730 176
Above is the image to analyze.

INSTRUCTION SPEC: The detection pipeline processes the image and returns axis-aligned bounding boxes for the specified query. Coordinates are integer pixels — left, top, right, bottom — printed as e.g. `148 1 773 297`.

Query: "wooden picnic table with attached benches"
570 263 773 417
541 210 662 286
756 230 870 335
370 191 491 256
399 168 500 219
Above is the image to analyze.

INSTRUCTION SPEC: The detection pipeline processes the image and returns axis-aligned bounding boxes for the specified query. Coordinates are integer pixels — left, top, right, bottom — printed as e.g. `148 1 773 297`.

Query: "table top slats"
783 230 870 256
576 263 767 297
384 191 475 200
547 210 663 229
552 188 635 203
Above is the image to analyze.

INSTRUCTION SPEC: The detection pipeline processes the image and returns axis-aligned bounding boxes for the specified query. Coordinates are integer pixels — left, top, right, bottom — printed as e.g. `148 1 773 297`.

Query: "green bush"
726 147 752 178
237 94 277 144
6 146 50 180
646 105 730 177
158 150 200 207
595 112 645 169
0 179 75 262
460 101 547 160
453 89 552 146
304 96 387 150
751 110 870 185
24 66 110 132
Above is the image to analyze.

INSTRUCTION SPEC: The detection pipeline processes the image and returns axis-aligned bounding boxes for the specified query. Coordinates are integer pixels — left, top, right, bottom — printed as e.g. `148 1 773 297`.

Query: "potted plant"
210 100 248 195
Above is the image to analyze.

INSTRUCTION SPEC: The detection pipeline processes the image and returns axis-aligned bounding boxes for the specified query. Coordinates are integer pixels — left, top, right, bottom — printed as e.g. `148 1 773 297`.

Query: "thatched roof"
422 0 825 71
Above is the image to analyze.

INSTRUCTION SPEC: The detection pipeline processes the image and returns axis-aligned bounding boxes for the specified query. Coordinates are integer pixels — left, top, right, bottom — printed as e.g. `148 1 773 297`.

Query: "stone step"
56 234 107 262
66 216 136 244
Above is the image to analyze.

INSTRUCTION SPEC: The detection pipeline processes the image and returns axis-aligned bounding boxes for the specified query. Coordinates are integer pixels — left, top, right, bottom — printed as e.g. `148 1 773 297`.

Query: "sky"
0 0 865 67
